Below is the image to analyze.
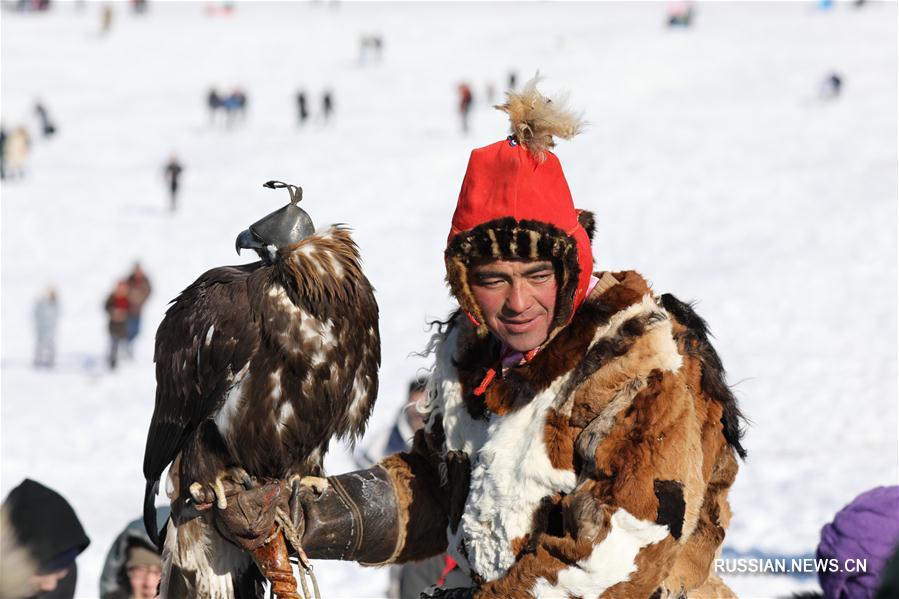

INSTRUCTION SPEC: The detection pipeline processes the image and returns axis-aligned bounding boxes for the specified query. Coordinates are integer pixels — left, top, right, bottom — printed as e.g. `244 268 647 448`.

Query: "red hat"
445 77 595 337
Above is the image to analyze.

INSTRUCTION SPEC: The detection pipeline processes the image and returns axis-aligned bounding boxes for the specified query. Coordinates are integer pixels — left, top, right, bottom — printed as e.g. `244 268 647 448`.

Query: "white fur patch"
530 508 669 598
448 375 577 581
433 326 577 581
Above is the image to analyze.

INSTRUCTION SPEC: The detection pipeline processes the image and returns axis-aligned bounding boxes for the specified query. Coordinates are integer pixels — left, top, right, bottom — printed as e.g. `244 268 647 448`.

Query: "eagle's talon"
189 482 208 504
213 477 228 509
228 466 255 490
298 475 329 495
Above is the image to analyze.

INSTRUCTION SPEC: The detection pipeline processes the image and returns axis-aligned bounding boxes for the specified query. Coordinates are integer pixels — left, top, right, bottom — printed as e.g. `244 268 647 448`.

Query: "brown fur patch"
380 449 449 563
686 573 737 598
544 409 575 471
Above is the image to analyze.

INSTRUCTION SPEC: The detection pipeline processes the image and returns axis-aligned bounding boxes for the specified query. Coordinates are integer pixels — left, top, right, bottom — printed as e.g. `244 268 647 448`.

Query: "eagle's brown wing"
142 262 263 544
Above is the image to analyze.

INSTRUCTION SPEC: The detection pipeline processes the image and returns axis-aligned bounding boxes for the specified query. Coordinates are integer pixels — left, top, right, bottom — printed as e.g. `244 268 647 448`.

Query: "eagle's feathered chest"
212 282 363 476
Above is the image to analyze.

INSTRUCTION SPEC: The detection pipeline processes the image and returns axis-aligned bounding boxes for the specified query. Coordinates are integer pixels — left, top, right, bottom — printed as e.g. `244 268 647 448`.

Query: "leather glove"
300 466 401 565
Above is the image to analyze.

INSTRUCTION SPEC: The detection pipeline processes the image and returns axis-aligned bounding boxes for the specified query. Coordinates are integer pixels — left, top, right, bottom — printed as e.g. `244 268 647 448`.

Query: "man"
217 78 746 598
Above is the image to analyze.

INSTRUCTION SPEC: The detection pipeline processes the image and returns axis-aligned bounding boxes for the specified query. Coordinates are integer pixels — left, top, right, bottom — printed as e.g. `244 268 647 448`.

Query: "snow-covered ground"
1 2 895 598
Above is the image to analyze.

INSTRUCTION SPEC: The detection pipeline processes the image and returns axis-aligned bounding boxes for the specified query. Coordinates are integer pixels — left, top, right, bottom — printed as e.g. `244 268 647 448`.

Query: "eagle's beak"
235 229 264 255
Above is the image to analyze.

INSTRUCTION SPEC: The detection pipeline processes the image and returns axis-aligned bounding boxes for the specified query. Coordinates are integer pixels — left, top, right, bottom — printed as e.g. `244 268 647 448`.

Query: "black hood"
3 479 90 570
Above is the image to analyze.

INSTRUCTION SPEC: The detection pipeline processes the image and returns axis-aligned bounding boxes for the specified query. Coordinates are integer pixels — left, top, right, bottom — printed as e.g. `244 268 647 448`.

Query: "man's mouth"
500 315 538 333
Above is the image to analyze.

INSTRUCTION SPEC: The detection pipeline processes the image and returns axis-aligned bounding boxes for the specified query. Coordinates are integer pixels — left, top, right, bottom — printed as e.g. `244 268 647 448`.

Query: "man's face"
31 567 69 593
128 564 162 599
469 259 557 352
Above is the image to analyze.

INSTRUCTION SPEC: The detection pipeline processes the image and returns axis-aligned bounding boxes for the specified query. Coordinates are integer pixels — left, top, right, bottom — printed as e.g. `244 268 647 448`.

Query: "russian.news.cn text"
715 558 867 575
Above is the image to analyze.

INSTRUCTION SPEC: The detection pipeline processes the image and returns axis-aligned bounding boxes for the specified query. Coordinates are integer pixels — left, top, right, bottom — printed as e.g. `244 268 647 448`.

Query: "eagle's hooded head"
235 181 314 264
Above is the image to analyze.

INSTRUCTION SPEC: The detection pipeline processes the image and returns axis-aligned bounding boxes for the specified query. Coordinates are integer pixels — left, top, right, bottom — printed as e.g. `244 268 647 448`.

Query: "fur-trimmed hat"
445 75 595 337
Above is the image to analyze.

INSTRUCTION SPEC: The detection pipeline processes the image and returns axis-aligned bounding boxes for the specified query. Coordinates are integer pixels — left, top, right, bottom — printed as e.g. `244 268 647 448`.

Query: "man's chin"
500 331 547 353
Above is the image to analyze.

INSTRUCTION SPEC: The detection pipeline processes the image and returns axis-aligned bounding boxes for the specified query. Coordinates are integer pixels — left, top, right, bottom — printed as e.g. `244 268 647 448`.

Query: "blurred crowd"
31 264 153 371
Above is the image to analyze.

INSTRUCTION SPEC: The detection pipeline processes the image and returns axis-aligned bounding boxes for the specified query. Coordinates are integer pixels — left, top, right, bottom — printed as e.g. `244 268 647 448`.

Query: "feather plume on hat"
495 74 586 161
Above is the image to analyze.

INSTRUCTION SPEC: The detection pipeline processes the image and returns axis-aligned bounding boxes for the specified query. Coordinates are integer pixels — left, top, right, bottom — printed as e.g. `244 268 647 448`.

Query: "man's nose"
505 280 528 313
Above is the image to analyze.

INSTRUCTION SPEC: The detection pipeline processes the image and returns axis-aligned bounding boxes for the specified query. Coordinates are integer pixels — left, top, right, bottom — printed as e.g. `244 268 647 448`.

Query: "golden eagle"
142 182 380 598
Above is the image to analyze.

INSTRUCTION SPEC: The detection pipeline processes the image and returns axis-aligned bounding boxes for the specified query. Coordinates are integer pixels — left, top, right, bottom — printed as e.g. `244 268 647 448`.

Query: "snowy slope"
1 2 896 598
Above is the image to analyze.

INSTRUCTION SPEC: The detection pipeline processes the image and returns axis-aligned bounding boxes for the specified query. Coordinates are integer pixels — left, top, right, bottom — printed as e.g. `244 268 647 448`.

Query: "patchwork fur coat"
377 270 745 599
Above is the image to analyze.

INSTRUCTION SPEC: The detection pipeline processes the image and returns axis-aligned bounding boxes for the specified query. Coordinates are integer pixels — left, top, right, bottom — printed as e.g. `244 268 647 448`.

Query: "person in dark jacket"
0 479 90 599
33 102 56 138
99 508 168 599
163 156 183 212
296 90 309 126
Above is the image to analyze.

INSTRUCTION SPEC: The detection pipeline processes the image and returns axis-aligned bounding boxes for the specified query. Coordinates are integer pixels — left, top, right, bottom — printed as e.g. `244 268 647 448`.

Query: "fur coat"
377 270 745 599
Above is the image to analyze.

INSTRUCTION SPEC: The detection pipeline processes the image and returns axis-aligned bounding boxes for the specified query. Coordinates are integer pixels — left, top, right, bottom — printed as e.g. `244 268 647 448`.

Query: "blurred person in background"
1 124 7 180
163 155 182 212
206 88 221 125
105 280 130 369
5 126 31 179
0 479 90 599
355 378 468 599
125 263 152 357
819 72 843 100
33 286 59 369
222 88 247 127
321 89 334 124
457 82 473 133
99 508 168 599
33 101 56 138
507 70 517 90
666 1 694 27
100 4 114 36
296 90 309 126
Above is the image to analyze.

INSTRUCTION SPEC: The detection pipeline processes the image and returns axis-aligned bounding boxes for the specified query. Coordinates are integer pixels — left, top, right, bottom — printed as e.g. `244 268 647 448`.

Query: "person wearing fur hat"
215 77 747 599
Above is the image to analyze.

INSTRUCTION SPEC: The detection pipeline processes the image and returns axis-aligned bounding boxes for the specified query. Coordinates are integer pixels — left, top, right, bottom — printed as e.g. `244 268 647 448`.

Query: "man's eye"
530 273 552 283
479 278 504 288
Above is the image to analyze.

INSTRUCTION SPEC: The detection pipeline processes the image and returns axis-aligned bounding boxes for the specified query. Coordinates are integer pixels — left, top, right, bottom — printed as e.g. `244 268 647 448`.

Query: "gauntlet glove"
212 466 401 566
300 466 401 565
